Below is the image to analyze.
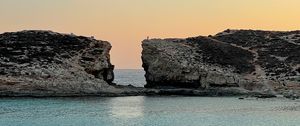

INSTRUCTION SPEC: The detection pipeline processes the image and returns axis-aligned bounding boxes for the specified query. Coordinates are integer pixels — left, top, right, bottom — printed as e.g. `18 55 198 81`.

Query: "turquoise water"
0 97 299 126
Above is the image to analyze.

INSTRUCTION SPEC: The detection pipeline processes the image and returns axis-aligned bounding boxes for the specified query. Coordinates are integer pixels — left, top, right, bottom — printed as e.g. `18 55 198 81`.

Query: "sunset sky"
1 0 300 69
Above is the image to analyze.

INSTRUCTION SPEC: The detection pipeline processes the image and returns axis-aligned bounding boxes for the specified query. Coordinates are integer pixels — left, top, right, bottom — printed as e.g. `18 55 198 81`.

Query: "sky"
0 0 300 69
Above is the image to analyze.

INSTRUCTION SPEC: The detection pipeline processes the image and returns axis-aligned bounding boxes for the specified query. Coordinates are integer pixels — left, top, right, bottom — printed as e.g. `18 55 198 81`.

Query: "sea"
0 69 299 126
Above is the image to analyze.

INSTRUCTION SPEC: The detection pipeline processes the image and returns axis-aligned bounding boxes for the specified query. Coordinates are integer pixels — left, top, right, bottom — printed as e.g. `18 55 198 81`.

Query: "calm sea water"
0 70 300 126
114 69 146 87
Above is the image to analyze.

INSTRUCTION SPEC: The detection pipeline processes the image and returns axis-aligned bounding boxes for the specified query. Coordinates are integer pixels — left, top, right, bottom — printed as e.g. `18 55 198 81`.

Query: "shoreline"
0 85 277 98
0 84 298 101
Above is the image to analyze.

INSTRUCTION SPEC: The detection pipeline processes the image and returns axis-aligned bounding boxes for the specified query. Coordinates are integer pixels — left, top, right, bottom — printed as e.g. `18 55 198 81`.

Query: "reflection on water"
109 96 144 119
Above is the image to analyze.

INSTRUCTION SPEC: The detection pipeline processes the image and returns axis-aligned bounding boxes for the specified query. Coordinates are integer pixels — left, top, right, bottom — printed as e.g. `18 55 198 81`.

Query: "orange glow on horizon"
1 0 300 69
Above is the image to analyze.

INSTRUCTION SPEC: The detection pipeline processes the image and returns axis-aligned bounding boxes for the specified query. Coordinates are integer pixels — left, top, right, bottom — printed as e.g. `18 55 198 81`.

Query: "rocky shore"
0 30 299 98
142 29 300 98
0 30 120 96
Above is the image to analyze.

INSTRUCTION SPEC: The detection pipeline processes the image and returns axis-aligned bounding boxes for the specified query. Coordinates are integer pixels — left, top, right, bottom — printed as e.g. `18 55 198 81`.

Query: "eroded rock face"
0 30 116 96
142 30 300 95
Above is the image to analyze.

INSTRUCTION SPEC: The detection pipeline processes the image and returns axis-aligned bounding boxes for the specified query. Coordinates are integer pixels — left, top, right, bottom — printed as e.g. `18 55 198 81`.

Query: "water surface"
114 69 145 87
0 97 299 126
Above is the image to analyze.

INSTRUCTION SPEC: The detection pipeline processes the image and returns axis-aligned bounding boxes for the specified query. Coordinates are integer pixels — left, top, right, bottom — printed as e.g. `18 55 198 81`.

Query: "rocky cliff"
0 30 118 96
142 30 300 96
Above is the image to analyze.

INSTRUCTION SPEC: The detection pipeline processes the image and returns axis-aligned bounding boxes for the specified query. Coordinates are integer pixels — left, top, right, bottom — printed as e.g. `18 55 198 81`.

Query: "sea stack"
142 30 300 96
0 30 116 96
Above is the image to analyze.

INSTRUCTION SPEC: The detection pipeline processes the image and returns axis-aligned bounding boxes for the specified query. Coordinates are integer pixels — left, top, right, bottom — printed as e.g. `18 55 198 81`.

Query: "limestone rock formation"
142 30 300 96
0 30 117 96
